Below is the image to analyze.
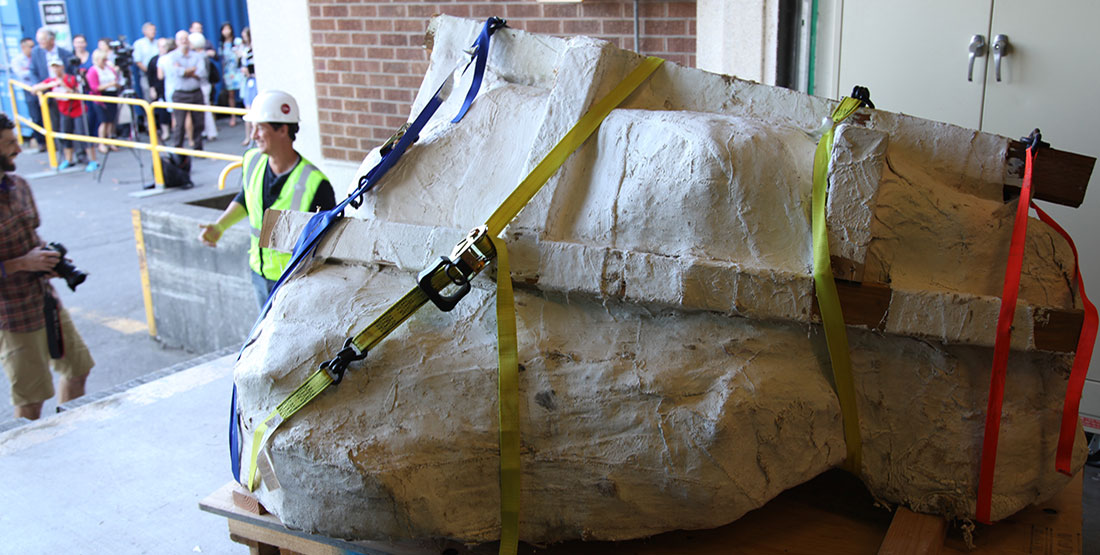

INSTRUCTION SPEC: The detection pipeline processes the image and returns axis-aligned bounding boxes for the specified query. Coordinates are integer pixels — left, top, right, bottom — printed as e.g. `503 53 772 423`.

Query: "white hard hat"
244 90 300 124
188 32 205 50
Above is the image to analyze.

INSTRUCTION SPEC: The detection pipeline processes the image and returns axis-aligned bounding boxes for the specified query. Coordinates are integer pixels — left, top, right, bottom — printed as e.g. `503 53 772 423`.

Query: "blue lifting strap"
230 17 506 483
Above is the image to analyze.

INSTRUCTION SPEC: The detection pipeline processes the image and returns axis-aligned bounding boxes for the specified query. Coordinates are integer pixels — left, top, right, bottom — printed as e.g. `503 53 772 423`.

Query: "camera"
44 242 88 291
108 35 134 88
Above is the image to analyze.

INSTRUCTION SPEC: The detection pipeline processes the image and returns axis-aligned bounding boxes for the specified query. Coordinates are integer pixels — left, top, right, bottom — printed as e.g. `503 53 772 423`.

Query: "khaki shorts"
1 308 94 407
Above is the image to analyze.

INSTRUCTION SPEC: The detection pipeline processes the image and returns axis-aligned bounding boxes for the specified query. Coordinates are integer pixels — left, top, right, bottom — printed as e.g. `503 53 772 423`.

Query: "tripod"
95 88 150 187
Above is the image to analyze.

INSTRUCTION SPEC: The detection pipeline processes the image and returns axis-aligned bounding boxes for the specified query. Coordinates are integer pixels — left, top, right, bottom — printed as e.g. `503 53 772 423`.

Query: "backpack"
161 154 193 188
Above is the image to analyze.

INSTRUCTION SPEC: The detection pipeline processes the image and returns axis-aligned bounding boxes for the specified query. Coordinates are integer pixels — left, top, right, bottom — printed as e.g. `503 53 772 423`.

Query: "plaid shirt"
0 174 54 332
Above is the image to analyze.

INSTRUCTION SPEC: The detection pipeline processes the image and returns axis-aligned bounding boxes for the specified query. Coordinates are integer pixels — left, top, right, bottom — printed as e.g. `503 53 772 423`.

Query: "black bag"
44 293 64 359
161 155 193 189
207 59 221 85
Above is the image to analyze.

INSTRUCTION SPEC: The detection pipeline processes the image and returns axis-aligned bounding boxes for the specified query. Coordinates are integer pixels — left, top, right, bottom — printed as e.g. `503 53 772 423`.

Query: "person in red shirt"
30 60 99 172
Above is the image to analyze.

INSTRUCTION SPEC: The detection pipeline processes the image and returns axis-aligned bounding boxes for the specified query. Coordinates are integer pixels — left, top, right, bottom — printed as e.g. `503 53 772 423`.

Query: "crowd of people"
10 21 257 173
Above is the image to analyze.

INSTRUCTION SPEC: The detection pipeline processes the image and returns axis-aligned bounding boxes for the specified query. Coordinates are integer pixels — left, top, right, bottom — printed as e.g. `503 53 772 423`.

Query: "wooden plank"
878 507 947 555
809 280 1085 353
1005 141 1096 208
200 483 473 555
1033 308 1086 353
229 519 345 555
944 471 1082 554
232 483 268 515
812 280 893 332
202 469 1082 555
832 255 866 283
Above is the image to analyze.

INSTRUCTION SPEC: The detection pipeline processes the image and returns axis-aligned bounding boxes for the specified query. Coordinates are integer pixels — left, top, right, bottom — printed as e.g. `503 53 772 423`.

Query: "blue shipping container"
14 0 249 51
0 0 248 124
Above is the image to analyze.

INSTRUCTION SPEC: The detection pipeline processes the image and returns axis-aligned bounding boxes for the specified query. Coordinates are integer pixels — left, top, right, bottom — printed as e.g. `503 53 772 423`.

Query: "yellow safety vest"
242 148 328 280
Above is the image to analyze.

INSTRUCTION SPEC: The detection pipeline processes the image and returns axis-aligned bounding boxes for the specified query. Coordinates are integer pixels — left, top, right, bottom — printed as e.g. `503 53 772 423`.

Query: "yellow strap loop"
811 96 864 474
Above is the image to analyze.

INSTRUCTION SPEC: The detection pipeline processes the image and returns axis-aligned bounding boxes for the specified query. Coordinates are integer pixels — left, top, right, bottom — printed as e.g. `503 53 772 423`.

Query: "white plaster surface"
235 16 1086 545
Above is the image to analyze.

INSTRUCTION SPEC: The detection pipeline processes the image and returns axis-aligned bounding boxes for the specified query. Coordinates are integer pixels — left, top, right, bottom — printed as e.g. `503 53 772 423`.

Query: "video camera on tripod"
107 35 135 90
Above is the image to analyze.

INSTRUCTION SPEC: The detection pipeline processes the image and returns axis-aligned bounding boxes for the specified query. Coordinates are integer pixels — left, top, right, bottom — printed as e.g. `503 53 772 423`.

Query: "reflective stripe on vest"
243 149 327 280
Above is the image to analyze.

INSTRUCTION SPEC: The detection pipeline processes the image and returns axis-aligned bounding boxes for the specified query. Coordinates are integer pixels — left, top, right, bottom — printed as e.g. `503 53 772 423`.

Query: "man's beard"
0 153 16 172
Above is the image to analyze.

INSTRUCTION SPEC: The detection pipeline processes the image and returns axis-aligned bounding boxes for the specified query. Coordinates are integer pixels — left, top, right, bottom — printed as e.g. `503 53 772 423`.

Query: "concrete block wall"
140 196 259 353
307 0 698 163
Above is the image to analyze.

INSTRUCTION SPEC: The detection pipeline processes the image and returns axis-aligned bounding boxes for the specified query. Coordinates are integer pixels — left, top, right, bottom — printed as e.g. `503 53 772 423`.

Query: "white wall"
245 0 359 189
810 0 842 99
696 0 779 85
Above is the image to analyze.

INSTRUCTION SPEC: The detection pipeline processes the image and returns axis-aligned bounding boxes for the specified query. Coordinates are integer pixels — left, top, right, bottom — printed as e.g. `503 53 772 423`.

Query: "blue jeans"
251 271 277 309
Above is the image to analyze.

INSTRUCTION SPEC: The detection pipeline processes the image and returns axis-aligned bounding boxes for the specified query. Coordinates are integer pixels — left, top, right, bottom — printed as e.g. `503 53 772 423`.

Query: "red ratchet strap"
976 146 1099 523
1030 202 1098 475
975 146 1036 524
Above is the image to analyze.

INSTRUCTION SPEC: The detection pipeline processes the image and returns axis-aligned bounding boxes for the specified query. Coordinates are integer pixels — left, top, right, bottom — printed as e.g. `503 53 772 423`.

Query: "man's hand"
198 223 223 247
10 246 61 274
183 67 196 78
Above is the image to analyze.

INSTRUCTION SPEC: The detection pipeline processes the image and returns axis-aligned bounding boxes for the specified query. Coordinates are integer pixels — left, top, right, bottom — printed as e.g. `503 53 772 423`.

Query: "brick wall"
307 0 697 162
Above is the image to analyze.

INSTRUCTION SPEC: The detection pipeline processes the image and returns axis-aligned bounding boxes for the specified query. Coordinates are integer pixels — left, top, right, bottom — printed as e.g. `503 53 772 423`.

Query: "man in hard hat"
197 90 335 307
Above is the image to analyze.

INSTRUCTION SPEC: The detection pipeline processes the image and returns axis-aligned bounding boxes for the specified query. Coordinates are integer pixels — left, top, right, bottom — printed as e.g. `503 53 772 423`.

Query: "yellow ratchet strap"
244 56 665 554
811 96 864 474
489 236 521 555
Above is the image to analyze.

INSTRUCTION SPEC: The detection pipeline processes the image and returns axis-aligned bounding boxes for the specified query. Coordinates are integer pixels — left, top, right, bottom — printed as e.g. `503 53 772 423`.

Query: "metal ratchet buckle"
319 337 368 385
380 122 412 157
417 225 497 312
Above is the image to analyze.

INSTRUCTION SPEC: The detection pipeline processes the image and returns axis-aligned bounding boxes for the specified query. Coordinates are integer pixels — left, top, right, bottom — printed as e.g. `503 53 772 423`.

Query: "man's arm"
198 201 248 247
29 79 53 94
194 54 208 80
29 50 45 82
167 53 187 79
2 246 61 276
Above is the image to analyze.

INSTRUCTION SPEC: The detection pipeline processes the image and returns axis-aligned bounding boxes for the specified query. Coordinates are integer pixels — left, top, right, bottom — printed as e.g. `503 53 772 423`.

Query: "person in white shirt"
131 22 158 101
188 32 217 142
163 30 208 152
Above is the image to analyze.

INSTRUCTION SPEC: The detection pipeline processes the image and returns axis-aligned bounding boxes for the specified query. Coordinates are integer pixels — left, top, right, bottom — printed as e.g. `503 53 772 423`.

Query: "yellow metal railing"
7 79 48 138
7 78 246 189
217 160 242 191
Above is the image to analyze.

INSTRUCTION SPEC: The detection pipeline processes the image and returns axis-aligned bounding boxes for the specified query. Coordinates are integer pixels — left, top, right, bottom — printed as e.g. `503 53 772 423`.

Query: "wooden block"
1033 308 1086 353
1005 141 1096 208
232 483 268 515
878 507 947 555
228 521 340 555
832 255 866 283
812 280 893 332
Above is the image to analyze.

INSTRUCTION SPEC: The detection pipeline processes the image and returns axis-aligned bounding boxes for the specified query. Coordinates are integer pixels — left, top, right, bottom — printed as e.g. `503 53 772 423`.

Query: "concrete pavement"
0 119 253 423
0 352 242 554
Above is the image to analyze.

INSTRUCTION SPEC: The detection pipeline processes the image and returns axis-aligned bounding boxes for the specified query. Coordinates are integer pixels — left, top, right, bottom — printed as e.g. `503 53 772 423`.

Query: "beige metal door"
977 1 1100 429
836 0 992 129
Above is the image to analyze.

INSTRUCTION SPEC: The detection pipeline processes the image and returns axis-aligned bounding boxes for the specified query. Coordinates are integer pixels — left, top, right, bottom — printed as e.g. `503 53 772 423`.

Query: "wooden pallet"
199 469 1082 555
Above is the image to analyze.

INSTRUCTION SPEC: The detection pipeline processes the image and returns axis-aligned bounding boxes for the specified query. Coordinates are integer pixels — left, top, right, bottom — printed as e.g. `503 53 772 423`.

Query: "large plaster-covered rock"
235 16 1087 544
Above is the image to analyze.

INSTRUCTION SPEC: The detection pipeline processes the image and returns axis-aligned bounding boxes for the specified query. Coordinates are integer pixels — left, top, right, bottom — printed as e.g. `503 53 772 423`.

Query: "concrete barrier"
139 194 258 353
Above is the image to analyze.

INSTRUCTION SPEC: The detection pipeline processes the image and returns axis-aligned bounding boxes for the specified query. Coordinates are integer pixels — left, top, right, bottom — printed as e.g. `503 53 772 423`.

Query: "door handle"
992 34 1010 82
968 34 986 82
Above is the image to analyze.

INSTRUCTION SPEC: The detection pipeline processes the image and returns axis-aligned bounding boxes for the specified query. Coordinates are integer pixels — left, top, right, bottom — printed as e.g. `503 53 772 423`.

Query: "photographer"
0 113 94 421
